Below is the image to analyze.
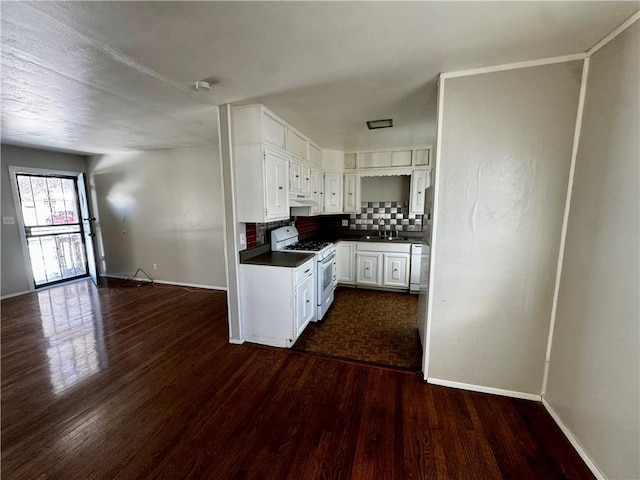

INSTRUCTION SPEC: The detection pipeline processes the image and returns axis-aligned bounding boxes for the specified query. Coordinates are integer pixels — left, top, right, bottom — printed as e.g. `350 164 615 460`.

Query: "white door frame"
8 165 93 292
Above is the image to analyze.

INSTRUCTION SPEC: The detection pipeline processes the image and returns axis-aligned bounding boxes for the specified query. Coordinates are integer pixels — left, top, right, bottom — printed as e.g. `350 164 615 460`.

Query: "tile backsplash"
349 202 423 232
245 219 292 249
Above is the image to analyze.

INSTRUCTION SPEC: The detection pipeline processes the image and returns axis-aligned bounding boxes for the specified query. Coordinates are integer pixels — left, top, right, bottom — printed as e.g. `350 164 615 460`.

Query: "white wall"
429 61 582 396
89 146 226 289
1 144 88 297
545 22 639 480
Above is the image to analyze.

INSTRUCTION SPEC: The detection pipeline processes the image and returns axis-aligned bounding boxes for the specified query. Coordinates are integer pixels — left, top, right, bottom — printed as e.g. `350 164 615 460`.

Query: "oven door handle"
321 252 336 265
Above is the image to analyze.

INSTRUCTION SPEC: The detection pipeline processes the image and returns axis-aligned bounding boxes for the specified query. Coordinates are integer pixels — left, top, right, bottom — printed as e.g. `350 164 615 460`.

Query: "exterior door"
13 171 91 288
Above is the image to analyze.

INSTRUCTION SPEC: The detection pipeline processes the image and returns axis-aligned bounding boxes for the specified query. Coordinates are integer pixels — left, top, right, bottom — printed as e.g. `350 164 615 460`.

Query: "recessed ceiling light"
366 119 393 130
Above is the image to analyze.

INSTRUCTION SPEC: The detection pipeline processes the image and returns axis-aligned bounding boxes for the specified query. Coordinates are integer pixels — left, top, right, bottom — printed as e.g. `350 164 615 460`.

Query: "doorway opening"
14 173 90 288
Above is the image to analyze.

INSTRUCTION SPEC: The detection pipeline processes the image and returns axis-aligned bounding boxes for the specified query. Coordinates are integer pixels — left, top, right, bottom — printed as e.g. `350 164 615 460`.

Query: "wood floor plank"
1 279 596 480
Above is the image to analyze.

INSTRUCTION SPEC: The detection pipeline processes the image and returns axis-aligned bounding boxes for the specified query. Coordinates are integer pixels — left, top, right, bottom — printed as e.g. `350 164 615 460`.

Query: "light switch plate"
239 233 246 245
2 216 15 225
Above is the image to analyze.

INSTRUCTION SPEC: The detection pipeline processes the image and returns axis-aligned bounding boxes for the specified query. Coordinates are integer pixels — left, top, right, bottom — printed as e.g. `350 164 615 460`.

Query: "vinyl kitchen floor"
294 287 422 370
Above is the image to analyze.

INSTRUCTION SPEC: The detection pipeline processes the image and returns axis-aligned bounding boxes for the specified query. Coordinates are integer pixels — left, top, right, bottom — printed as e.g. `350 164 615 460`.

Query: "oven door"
318 252 336 304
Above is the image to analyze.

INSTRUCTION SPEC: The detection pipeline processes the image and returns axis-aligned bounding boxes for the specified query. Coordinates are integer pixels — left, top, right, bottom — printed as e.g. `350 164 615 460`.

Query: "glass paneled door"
15 174 89 287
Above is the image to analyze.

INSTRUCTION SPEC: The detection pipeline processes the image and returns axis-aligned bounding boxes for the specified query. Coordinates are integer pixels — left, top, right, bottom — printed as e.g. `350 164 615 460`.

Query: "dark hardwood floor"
2 279 594 479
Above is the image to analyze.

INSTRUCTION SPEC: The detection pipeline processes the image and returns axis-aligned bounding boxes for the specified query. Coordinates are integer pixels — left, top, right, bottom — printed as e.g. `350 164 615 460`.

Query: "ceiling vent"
366 119 393 130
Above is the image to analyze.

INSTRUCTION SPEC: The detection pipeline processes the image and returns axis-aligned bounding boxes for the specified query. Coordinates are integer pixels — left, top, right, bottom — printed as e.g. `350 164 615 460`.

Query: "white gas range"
271 226 337 320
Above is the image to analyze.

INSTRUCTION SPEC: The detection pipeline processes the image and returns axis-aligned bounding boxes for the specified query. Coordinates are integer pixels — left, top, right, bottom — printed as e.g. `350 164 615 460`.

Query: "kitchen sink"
360 235 409 241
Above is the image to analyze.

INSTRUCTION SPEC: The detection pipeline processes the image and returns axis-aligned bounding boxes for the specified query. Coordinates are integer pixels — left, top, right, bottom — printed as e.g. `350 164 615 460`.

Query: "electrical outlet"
2 216 15 225
153 264 158 271
341 219 348 227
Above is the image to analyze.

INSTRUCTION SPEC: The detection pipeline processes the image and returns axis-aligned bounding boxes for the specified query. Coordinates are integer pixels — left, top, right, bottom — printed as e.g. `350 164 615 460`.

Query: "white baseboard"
542 398 605 480
228 338 245 345
427 377 542 401
104 274 227 291
1 290 31 300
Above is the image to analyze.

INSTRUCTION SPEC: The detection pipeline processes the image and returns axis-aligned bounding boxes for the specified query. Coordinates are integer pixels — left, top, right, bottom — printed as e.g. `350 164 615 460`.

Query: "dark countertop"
240 251 315 268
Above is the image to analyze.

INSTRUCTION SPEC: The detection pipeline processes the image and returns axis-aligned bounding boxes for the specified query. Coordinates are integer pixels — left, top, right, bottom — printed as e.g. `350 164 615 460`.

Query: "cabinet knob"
349 193 353 195
295 175 299 178
306 300 310 303
393 269 398 272
305 178 309 181
332 193 336 196
278 187 283 190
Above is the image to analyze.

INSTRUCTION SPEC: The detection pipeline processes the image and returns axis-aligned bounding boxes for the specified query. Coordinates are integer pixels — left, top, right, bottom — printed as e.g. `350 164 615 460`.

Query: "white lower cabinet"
355 242 411 290
336 241 356 284
356 252 382 286
382 254 410 288
294 273 315 338
240 258 315 348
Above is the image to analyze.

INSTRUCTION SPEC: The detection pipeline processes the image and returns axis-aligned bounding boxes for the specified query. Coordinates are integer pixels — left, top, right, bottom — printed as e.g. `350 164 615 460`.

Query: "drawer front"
295 259 315 284
356 241 411 254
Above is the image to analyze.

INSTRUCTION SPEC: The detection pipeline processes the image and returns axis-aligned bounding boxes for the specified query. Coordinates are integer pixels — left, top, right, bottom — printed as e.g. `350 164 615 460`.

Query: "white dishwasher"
409 243 422 293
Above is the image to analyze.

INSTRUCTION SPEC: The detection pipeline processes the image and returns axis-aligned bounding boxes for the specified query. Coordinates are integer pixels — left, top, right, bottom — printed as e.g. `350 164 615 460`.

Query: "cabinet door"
294 274 315 338
301 164 311 195
311 169 324 214
382 253 410 288
391 150 412 167
343 173 360 213
309 143 322 165
337 242 356 284
265 150 289 219
262 111 286 149
287 128 309 161
344 152 357 170
359 151 392 168
410 169 430 214
356 252 381 286
289 158 302 193
324 173 343 213
415 148 431 167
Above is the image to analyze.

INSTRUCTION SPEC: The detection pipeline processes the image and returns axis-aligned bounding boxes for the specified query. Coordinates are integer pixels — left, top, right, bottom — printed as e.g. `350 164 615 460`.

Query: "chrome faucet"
378 218 386 237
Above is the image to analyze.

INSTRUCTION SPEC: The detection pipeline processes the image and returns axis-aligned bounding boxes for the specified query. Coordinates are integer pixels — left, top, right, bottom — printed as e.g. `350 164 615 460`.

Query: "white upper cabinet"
287 127 309 161
344 152 357 170
415 148 431 167
343 173 360 213
391 150 412 167
409 169 430 214
289 158 303 193
309 143 322 166
324 173 343 213
301 164 311 195
359 151 392 169
344 146 432 172
264 149 290 220
310 168 324 215
233 105 286 149
234 144 289 223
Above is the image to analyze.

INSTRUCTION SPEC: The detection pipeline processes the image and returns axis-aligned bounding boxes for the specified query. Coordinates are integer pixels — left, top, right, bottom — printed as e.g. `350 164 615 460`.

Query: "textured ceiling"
1 2 638 154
